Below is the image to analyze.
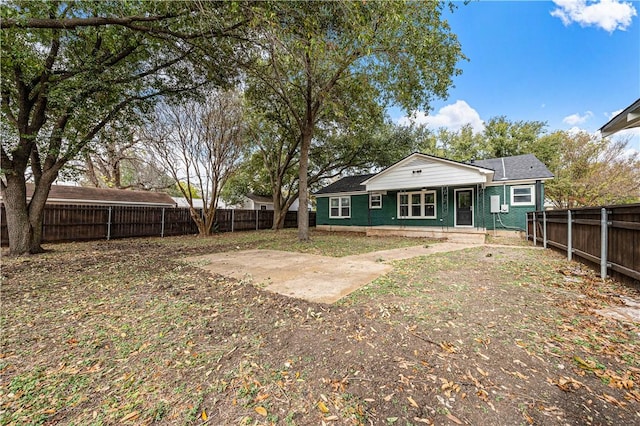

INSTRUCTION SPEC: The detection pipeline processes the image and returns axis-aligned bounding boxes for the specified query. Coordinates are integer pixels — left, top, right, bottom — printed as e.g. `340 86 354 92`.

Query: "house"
226 193 300 211
599 98 640 137
12 184 177 207
314 153 553 239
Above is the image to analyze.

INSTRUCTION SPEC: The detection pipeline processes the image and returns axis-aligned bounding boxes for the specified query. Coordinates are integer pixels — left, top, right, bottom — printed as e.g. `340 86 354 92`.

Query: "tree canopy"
0 0 250 254
243 0 464 239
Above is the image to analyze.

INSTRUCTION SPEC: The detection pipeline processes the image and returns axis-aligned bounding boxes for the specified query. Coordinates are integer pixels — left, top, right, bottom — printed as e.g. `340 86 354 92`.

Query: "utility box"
501 204 509 213
490 195 501 213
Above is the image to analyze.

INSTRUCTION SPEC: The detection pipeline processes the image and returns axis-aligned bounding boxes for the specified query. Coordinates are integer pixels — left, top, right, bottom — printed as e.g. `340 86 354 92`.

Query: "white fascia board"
313 191 367 198
485 177 553 187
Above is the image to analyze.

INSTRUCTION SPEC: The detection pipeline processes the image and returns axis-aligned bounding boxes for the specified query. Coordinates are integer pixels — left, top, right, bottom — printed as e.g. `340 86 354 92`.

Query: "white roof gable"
362 153 494 192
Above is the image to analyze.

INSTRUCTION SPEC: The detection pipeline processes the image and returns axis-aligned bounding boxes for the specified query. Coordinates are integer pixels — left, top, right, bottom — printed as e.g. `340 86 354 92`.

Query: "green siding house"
314 153 553 238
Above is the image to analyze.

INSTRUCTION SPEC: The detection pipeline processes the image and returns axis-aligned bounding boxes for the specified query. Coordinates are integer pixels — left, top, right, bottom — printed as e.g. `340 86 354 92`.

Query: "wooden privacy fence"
526 204 640 283
0 205 315 245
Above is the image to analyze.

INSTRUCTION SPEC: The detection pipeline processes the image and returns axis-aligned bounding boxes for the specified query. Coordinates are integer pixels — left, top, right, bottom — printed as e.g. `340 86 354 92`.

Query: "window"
511 185 535 206
329 196 351 218
370 193 382 209
397 190 436 219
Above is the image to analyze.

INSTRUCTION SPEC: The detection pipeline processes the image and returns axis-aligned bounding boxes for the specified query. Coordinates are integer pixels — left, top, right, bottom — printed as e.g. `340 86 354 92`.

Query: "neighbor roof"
473 154 553 181
314 174 376 195
20 184 177 207
599 98 640 137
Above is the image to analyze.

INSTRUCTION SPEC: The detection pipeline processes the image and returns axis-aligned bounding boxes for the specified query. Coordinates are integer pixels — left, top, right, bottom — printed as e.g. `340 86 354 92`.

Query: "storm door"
455 189 473 227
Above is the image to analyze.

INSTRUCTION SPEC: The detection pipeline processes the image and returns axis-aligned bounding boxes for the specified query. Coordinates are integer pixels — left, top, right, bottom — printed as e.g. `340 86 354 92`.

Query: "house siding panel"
482 185 536 231
316 194 369 226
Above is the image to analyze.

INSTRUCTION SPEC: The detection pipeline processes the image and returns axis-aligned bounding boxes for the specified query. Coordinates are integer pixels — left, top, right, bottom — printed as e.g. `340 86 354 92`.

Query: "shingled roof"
314 174 376 195
20 184 177 207
473 154 553 181
314 154 553 195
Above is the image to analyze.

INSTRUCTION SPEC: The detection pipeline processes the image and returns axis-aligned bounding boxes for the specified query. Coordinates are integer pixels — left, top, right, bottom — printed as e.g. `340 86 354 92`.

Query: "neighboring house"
227 193 300 211
599 98 640 136
314 153 553 238
172 197 205 209
9 184 177 207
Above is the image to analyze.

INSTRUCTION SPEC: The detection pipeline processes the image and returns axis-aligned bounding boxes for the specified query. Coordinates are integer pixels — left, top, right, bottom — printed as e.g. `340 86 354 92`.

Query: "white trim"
397 190 437 219
369 192 382 209
314 191 366 198
510 185 535 206
485 178 551 187
454 188 474 228
329 195 351 218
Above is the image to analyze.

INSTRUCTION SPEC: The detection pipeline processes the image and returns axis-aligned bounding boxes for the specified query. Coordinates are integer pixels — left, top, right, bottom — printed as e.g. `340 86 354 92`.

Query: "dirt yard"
1 230 639 425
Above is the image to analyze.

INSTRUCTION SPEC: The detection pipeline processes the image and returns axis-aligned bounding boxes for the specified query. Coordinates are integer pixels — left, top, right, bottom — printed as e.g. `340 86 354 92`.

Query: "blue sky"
391 0 640 151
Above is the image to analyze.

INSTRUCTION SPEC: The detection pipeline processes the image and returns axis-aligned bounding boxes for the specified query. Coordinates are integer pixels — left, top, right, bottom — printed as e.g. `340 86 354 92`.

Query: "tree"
0 1 248 254
544 131 640 208
144 89 248 236
81 122 174 191
244 1 464 240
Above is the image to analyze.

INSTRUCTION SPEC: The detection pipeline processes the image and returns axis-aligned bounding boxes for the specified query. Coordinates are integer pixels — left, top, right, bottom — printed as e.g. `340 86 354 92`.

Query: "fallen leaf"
120 411 140 422
601 393 626 407
318 401 330 413
407 396 419 408
446 413 463 424
254 406 267 416
413 417 432 424
574 356 598 371
201 409 208 421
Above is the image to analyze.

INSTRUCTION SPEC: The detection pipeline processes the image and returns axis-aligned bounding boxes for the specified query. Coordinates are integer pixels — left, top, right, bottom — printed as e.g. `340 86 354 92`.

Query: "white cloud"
397 100 484 133
562 110 594 125
551 0 637 32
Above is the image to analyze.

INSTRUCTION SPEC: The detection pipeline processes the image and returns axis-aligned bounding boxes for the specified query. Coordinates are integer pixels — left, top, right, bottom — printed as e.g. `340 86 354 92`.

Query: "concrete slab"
186 250 391 304
186 243 477 304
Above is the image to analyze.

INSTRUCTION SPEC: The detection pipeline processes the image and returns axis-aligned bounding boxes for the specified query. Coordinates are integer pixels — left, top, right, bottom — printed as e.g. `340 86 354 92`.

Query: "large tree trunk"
297 127 312 241
3 175 32 255
3 173 56 255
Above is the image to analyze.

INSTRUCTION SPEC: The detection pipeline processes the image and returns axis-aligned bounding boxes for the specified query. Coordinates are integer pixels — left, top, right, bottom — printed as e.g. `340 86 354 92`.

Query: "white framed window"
397 190 436 219
369 193 382 209
329 196 351 218
511 185 535 206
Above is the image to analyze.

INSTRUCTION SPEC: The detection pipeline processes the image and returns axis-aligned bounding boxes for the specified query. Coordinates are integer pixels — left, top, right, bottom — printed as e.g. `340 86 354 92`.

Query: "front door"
455 189 473 227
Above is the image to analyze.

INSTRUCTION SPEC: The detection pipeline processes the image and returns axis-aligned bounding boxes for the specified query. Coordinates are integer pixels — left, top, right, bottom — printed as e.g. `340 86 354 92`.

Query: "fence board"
527 204 640 284
1 205 316 246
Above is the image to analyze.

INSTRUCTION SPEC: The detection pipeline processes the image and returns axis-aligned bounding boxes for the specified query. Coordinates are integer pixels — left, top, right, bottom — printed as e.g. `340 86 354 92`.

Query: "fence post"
600 208 608 279
525 212 529 241
107 206 112 240
532 212 537 246
543 211 547 249
256 210 259 230
231 209 234 232
567 210 572 261
161 207 165 238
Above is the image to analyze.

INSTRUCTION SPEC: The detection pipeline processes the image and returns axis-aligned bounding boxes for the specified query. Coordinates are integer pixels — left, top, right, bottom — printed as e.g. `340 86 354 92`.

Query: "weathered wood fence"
0 205 316 246
526 204 640 284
